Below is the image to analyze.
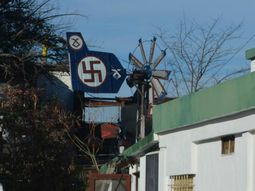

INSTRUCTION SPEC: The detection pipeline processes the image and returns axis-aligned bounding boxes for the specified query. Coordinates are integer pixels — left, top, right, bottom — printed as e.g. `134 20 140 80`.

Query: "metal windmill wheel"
128 37 171 102
127 37 171 139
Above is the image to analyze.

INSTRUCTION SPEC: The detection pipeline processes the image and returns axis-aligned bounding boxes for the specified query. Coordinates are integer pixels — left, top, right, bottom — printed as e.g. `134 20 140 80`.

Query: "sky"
53 0 255 97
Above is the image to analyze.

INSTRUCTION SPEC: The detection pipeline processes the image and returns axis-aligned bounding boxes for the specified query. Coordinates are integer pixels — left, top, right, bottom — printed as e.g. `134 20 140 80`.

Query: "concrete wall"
140 156 147 191
157 109 255 191
195 134 246 191
129 165 139 191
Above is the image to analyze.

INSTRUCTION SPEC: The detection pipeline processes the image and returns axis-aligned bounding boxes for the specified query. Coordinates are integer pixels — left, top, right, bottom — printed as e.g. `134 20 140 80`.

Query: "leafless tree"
157 18 250 96
0 0 81 85
65 122 102 172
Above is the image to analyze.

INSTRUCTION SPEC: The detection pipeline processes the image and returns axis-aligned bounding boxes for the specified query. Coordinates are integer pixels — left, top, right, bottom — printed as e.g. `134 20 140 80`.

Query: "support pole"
139 84 145 139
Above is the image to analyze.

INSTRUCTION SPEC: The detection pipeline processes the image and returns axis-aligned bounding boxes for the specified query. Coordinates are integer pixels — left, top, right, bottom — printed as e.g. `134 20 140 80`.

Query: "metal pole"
140 84 145 139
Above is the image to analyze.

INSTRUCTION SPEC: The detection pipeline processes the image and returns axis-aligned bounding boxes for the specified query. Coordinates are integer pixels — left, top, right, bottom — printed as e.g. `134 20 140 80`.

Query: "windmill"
126 37 171 139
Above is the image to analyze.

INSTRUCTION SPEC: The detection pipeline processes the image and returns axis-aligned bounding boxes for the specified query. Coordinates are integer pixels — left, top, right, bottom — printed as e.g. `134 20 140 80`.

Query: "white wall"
158 147 169 191
139 156 146 191
248 131 255 190
195 135 246 191
129 164 140 191
253 132 255 190
158 109 255 191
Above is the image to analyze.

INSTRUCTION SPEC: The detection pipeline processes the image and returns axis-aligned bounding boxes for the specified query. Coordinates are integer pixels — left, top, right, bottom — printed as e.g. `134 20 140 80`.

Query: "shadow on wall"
37 72 74 111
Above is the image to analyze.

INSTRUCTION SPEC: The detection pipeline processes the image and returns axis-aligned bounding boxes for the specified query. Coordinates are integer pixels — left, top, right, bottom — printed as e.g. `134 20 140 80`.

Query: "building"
36 66 74 112
110 50 255 191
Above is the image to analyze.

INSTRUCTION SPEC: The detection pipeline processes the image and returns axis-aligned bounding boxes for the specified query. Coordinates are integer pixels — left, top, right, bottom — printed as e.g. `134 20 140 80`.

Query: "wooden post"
139 84 145 139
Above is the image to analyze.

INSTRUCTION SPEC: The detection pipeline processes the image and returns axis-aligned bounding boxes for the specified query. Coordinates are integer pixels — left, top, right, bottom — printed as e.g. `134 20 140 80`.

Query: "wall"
37 72 73 111
158 109 255 191
129 165 139 191
153 72 255 134
195 134 246 191
130 152 161 191
139 156 146 191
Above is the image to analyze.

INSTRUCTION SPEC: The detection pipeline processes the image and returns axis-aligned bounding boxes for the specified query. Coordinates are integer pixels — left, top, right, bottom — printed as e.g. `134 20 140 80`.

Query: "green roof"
99 132 157 173
153 72 255 134
121 132 157 157
245 48 255 60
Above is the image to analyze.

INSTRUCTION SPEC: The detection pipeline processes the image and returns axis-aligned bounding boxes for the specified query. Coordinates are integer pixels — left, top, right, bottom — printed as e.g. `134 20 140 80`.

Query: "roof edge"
153 72 255 133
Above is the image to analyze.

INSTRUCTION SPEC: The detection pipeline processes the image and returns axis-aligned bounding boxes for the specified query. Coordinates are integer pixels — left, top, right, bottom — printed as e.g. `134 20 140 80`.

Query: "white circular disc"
77 56 107 87
69 35 83 50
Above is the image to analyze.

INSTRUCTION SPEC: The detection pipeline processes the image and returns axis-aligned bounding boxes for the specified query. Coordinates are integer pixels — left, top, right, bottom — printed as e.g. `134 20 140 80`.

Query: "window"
170 174 194 191
221 135 235 154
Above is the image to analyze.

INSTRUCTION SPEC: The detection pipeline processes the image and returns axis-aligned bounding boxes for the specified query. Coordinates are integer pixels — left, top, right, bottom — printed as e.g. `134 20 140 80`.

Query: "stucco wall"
195 135 246 191
158 109 255 191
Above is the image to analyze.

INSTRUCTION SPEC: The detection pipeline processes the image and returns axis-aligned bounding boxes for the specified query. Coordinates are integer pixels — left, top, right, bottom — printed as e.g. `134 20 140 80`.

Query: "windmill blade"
149 37 157 64
129 53 143 69
152 70 171 80
139 39 147 64
152 49 166 69
151 78 167 98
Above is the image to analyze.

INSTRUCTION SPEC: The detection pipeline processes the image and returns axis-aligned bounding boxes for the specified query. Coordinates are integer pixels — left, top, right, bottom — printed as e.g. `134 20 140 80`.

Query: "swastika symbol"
82 60 102 82
77 56 106 87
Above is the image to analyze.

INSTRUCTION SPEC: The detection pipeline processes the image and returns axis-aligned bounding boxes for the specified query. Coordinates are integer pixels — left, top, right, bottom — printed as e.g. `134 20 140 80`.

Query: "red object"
101 123 119 139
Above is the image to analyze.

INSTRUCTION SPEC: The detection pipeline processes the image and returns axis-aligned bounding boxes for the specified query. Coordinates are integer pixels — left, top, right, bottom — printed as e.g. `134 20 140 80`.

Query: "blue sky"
54 0 255 96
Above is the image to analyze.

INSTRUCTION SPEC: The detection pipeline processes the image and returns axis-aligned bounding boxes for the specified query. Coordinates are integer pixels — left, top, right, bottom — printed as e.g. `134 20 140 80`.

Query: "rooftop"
153 72 255 134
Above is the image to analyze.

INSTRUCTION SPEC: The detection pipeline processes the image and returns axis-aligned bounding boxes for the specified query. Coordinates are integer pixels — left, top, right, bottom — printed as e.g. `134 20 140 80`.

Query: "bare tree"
157 18 250 96
65 122 102 172
0 0 81 85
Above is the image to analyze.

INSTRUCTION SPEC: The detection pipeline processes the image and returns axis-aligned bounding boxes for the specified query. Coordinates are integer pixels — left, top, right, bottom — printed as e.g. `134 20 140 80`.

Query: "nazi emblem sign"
67 32 127 93
69 35 83 50
77 56 107 87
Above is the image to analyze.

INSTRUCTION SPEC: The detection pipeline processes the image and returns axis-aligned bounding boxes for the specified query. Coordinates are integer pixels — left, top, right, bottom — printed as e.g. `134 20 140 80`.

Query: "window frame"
169 174 195 191
221 135 235 155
